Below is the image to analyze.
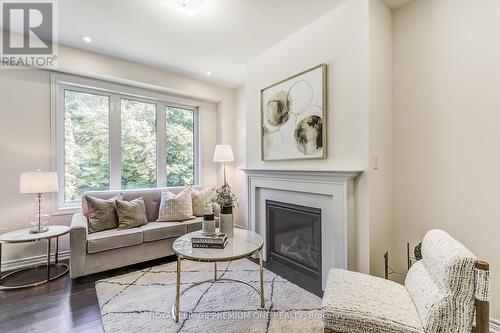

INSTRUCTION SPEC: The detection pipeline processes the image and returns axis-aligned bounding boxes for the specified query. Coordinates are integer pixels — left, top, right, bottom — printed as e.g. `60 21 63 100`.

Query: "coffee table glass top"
0 226 70 243
173 228 263 261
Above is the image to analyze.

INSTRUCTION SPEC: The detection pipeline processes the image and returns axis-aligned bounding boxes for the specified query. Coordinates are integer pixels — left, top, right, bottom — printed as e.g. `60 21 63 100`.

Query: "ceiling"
383 0 414 10
56 0 348 88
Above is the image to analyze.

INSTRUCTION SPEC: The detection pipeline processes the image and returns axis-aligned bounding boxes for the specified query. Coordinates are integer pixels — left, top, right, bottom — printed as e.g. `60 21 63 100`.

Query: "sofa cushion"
158 187 195 221
184 217 203 232
86 194 123 234
192 187 215 216
140 222 187 242
82 187 206 222
87 228 143 254
83 189 162 222
122 190 162 222
322 268 424 333
116 197 148 229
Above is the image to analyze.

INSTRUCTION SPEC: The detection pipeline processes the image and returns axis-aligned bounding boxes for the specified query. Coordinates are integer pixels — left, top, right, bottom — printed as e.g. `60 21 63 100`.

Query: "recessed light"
162 0 207 16
82 36 92 43
206 71 212 76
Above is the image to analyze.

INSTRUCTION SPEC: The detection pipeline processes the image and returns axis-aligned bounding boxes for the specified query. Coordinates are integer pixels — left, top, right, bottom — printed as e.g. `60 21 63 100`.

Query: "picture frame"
260 63 327 161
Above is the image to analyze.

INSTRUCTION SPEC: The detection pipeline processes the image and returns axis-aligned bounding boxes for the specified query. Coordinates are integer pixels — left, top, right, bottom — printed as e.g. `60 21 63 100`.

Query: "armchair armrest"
69 213 88 278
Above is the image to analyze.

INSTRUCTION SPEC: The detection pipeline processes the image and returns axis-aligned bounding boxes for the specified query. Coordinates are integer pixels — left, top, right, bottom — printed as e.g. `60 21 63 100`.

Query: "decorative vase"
202 213 216 235
219 206 234 237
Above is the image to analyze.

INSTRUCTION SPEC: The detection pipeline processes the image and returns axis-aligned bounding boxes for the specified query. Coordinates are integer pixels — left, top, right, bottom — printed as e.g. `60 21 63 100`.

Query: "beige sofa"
70 187 203 278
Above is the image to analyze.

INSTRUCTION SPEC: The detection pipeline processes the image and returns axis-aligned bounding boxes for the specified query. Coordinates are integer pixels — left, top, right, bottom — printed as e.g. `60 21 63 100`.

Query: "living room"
0 0 498 332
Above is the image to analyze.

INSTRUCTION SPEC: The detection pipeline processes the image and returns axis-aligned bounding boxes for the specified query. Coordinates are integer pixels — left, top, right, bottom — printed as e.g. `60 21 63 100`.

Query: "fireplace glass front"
266 200 322 294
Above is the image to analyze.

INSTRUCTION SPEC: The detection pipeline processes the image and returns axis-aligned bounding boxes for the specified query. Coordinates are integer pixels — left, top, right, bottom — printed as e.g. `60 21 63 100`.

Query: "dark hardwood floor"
0 256 176 333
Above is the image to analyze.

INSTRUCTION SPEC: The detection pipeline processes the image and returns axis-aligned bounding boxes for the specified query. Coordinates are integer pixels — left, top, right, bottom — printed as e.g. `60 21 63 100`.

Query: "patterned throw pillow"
157 188 195 221
86 194 123 233
115 197 148 229
191 188 215 216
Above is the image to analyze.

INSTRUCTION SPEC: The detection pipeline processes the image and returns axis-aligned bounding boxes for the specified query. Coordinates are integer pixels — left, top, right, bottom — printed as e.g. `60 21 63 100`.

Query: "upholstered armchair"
322 229 490 333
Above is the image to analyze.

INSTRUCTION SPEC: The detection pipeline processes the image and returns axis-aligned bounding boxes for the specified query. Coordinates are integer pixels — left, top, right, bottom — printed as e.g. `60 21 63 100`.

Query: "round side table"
0 225 70 290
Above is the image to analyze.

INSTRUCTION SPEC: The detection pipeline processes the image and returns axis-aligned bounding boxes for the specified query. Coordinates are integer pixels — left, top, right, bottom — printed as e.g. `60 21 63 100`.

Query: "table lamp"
19 170 58 234
213 144 234 184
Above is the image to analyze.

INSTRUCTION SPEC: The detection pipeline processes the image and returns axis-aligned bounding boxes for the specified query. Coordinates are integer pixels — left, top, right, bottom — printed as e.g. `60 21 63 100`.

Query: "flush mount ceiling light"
206 71 212 76
81 35 92 43
162 0 207 16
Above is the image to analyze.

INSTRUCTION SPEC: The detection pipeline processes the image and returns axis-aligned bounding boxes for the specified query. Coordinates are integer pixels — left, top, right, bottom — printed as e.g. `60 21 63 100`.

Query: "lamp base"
30 227 49 234
29 193 50 234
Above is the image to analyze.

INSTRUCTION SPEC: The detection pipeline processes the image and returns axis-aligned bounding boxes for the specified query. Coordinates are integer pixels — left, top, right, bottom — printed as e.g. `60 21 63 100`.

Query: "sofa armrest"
70 213 88 278
71 212 88 231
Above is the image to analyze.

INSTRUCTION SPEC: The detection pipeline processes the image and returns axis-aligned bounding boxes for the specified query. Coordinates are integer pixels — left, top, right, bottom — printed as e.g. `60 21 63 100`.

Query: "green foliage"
64 90 109 202
211 183 238 208
121 99 156 189
64 91 195 202
166 107 194 187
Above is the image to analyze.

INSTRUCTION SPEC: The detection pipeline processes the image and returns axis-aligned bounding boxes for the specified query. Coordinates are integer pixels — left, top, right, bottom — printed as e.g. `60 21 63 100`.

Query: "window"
64 90 110 202
166 106 194 187
54 75 200 207
121 99 157 189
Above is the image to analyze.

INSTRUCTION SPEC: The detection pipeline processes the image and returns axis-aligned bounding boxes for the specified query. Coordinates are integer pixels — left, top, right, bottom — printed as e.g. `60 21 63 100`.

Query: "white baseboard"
1 250 70 272
491 318 500 333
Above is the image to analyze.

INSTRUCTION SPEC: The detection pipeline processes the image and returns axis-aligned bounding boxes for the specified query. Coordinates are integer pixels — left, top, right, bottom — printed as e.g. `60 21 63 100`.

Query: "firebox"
266 200 322 295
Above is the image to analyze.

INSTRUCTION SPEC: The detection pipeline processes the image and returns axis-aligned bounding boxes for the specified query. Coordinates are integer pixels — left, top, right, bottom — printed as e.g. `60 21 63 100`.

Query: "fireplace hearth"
266 200 322 295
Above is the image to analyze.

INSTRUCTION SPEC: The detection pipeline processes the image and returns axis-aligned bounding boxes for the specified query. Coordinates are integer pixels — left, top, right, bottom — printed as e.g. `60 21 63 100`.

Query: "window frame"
51 73 201 212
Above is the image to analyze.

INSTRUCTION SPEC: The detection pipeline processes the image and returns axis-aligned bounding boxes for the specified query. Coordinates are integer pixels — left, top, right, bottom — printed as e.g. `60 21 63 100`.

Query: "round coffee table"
0 225 70 290
171 228 264 322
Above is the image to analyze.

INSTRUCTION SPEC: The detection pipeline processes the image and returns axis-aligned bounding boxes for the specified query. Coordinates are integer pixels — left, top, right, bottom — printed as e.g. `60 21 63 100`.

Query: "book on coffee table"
192 239 228 249
191 232 227 245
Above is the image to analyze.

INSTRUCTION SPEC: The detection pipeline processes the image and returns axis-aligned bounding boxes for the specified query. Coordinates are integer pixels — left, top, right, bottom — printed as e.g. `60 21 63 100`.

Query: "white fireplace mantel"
243 169 362 288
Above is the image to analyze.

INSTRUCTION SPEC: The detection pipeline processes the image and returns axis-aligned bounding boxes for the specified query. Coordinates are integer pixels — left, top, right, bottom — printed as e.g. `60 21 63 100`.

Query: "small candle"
202 213 216 235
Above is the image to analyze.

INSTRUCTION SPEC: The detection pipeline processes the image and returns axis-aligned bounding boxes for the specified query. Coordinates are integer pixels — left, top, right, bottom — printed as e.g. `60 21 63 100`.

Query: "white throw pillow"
191 188 215 217
157 187 195 221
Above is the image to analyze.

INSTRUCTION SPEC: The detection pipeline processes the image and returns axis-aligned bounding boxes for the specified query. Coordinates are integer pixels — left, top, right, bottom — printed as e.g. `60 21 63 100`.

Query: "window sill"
51 206 81 216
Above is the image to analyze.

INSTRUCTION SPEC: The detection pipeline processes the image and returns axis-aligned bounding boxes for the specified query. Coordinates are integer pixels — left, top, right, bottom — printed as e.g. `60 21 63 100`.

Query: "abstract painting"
261 64 327 161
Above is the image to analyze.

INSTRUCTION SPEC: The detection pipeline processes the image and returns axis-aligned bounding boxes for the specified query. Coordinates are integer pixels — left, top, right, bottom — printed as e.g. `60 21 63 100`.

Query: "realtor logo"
1 0 58 68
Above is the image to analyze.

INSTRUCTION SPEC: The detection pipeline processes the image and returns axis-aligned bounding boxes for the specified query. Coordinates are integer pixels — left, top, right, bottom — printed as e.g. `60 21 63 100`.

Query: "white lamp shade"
19 171 59 194
213 144 234 162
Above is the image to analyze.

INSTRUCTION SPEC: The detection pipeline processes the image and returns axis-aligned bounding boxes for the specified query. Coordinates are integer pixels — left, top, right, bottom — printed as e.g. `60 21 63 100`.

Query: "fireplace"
266 200 322 295
245 169 359 291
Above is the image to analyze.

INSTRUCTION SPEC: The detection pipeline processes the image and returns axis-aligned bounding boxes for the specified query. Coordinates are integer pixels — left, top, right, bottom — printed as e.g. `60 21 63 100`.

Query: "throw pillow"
192 187 215 216
86 194 123 233
157 187 195 221
116 197 148 229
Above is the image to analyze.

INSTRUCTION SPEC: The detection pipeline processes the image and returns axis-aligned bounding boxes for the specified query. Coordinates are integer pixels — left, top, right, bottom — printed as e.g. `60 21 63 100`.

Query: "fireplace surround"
244 169 360 290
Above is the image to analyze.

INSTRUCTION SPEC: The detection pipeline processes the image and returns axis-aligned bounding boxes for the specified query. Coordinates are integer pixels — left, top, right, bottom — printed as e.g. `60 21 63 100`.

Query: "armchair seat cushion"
87 228 143 254
322 268 424 333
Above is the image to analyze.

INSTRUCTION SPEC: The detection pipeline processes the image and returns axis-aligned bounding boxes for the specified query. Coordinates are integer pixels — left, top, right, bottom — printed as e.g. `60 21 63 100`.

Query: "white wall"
0 69 54 263
241 0 372 273
245 0 370 173
368 0 393 278
393 0 500 318
233 85 247 228
0 46 235 265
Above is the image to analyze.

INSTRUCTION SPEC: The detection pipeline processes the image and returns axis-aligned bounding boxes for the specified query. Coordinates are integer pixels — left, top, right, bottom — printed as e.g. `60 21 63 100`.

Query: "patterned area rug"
95 259 323 332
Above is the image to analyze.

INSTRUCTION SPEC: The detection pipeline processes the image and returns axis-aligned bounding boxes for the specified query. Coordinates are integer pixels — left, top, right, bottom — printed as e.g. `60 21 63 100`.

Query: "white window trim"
51 73 202 212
